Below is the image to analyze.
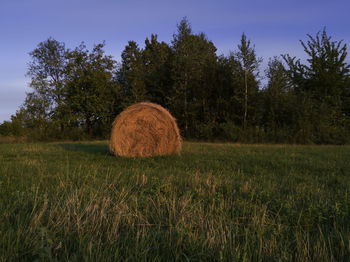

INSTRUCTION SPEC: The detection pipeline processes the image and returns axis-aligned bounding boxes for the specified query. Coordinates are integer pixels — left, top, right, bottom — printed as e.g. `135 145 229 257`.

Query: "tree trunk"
86 118 93 137
184 73 188 136
244 69 248 130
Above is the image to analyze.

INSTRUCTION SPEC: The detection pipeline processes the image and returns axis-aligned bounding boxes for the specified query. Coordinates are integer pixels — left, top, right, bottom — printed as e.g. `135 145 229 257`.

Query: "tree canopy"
2 20 350 144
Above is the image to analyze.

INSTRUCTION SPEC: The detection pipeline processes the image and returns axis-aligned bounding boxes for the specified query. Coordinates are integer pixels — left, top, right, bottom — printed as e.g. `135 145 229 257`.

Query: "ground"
0 141 349 261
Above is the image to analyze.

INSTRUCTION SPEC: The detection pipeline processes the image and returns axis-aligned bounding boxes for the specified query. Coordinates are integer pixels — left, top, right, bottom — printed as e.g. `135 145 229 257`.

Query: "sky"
1 0 350 123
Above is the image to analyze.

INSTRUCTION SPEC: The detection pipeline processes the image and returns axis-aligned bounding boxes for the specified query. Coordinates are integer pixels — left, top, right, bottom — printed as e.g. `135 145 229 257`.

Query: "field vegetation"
1 141 349 261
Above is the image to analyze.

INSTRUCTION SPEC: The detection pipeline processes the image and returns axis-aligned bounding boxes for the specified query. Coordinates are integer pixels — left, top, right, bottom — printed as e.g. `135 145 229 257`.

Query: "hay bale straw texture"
110 102 182 157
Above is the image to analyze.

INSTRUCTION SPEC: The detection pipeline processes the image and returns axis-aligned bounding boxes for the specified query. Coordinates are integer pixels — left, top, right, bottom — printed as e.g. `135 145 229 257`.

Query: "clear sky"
1 0 350 123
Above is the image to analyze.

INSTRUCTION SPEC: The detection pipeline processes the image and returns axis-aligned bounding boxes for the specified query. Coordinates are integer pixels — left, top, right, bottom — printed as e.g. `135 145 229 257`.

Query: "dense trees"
1 19 350 144
170 18 218 136
283 28 350 143
262 57 296 142
11 39 117 140
64 42 117 137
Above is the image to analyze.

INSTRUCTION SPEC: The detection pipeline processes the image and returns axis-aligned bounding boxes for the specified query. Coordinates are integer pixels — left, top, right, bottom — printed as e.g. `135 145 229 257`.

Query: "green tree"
170 18 218 137
0 121 12 136
283 28 350 143
143 34 173 106
234 33 262 130
263 57 296 141
170 18 193 135
0 111 26 137
118 41 148 106
65 42 118 137
25 38 68 133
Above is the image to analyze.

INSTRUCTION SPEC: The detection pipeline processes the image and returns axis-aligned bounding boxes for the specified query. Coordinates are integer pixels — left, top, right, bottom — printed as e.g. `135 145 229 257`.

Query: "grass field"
0 141 349 261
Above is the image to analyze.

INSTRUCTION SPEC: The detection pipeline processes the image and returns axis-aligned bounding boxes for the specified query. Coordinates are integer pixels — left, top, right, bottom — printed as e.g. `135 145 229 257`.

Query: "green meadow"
0 142 349 261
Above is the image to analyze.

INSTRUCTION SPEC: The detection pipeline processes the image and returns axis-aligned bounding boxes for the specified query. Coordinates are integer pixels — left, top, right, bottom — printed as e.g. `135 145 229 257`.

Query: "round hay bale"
110 102 182 157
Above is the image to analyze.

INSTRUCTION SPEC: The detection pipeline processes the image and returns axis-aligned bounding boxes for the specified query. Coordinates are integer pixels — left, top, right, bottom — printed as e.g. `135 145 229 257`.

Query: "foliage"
170 18 218 136
6 39 119 140
282 28 350 143
64 42 118 137
234 33 263 129
1 20 350 144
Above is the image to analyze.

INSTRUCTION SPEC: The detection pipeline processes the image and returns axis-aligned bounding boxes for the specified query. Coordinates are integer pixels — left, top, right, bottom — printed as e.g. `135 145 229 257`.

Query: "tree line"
1 18 350 144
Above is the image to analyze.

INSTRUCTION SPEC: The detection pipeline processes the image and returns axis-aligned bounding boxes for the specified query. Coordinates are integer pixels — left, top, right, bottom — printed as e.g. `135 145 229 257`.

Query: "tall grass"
0 142 349 261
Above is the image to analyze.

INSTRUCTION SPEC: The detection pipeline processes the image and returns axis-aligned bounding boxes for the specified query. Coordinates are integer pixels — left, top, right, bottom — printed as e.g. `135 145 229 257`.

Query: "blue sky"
1 0 350 122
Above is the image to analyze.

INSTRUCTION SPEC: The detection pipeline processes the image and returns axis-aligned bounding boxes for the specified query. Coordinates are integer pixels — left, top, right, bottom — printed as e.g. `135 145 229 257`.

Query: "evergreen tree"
118 41 148 106
170 18 218 137
143 34 173 106
170 18 193 135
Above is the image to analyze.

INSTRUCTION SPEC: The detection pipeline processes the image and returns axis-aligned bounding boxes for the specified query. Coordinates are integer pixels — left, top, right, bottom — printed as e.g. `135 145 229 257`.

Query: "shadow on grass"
58 143 111 156
58 142 182 163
